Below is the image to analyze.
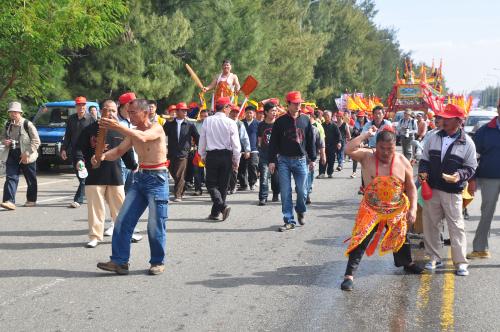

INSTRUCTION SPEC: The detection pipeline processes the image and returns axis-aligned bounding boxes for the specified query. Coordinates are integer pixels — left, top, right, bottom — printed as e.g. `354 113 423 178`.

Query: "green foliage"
0 0 127 123
1 0 411 118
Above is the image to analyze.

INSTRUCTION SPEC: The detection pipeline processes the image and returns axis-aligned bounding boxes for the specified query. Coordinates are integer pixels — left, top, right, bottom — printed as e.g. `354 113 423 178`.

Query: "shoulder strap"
23 119 32 139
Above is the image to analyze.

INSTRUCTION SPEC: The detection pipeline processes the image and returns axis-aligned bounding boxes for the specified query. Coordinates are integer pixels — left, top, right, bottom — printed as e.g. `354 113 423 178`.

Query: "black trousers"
237 152 259 188
205 150 232 216
318 147 336 176
345 225 413 276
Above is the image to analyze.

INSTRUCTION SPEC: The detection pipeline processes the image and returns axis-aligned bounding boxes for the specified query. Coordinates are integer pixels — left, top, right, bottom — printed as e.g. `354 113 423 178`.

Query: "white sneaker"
104 223 114 237
424 260 444 270
131 233 143 243
86 239 99 248
456 264 469 276
69 201 80 208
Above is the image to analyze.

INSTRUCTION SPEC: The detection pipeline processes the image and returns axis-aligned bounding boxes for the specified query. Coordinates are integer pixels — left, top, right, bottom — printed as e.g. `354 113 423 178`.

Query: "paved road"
1 163 499 331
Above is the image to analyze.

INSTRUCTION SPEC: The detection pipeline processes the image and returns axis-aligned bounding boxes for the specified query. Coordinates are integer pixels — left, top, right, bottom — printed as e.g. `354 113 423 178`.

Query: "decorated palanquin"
345 171 409 257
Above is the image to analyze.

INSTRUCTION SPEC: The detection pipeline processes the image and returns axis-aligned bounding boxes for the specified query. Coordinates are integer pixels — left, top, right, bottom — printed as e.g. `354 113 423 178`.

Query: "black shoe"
297 212 305 225
336 166 342 171
222 206 231 221
258 200 266 206
404 264 424 274
306 195 311 205
207 214 220 221
272 194 279 202
278 223 295 232
237 187 248 191
341 278 353 291
250 185 255 191
443 238 451 246
97 261 129 275
463 208 470 220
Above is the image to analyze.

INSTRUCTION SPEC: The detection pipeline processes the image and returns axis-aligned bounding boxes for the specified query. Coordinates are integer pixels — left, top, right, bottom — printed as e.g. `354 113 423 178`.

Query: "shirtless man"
203 59 241 107
95 99 169 276
341 125 422 291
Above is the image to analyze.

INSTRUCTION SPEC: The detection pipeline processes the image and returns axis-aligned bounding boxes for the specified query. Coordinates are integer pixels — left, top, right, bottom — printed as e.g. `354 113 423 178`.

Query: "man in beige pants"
418 104 477 276
74 100 138 248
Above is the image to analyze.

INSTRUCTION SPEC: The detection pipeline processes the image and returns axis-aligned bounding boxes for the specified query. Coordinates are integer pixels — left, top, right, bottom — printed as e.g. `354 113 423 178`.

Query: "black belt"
137 168 168 173
207 149 231 154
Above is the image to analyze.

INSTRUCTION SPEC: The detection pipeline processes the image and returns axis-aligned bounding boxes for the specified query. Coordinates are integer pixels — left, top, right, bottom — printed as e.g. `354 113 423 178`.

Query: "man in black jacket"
318 110 341 178
74 100 137 248
163 102 200 202
268 91 316 231
61 96 96 208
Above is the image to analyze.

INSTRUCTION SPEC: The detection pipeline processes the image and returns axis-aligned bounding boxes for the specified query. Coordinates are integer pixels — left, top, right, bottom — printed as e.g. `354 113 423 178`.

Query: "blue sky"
373 0 500 93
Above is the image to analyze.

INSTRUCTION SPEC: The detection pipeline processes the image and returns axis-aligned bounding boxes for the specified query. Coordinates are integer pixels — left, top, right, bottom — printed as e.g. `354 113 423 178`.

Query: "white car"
464 110 496 135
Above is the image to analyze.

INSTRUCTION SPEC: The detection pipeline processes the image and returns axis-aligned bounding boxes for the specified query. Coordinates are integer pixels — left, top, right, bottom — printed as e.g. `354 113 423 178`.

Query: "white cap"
7 101 23 113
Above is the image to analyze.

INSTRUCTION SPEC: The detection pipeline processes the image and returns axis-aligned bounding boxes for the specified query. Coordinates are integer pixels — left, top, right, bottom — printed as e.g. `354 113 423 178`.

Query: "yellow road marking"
416 273 432 310
440 248 455 332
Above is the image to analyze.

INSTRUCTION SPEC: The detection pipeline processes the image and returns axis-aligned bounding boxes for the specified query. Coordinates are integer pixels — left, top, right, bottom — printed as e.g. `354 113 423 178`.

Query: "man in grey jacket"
1 102 40 210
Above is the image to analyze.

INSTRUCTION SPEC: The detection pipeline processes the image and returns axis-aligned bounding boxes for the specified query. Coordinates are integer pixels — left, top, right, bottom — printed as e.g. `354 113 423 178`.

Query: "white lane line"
0 278 66 307
0 178 73 194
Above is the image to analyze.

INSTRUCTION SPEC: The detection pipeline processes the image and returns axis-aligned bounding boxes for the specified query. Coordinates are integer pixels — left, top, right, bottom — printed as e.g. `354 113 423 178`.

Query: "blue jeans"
110 170 169 265
3 149 37 203
336 141 345 167
258 161 280 201
277 156 308 224
121 165 134 194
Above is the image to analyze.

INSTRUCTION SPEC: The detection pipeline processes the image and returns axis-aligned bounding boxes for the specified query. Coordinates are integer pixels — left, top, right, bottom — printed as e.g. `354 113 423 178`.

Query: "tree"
0 0 127 103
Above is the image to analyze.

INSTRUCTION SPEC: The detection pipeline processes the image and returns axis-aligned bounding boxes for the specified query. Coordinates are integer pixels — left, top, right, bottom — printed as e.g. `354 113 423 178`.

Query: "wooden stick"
185 64 204 89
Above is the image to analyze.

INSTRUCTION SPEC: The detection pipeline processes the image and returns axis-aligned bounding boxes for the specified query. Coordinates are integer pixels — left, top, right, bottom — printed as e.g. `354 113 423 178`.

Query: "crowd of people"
1 61 500 290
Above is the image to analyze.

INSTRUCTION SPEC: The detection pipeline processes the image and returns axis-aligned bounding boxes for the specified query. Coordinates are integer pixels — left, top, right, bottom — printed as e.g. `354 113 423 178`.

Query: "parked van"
33 100 99 170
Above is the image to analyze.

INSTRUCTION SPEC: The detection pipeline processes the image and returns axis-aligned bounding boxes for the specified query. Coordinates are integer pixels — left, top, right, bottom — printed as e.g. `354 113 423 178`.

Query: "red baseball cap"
176 102 189 110
256 108 264 113
441 104 465 119
74 96 87 105
286 91 304 104
357 111 366 117
189 102 199 109
216 96 231 106
167 104 176 112
230 104 240 112
337 111 344 117
302 106 314 115
118 92 136 105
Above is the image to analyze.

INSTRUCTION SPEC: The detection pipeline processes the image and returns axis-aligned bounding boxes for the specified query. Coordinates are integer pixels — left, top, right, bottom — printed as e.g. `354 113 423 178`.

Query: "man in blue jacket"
467 101 500 259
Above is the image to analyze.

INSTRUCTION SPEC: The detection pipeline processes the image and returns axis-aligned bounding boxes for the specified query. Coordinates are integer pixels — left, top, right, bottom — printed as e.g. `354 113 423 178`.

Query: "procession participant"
74 100 137 248
1 102 40 210
227 104 250 194
188 102 199 119
268 91 316 231
238 105 260 191
351 111 368 178
317 110 341 178
418 104 477 276
89 106 99 120
256 108 265 122
415 112 427 141
303 106 326 205
163 102 200 202
362 106 392 148
117 92 137 194
397 110 417 160
148 100 165 126
203 59 241 105
468 101 500 259
166 104 177 119
61 96 96 208
193 109 209 196
96 99 169 276
198 96 241 221
336 111 351 171
341 125 422 291
257 102 280 205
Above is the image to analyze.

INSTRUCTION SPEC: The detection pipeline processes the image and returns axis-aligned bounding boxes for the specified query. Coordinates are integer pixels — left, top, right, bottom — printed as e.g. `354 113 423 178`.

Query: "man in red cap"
163 102 200 202
419 104 477 277
198 96 241 221
61 96 96 208
255 108 265 122
166 104 177 119
268 91 316 231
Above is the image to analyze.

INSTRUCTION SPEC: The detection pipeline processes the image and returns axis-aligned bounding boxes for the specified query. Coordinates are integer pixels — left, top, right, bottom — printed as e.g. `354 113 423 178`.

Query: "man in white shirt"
198 96 241 221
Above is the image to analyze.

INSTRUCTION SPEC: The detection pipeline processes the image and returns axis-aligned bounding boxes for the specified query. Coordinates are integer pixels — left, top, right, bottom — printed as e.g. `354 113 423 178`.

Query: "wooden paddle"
238 75 259 117
93 107 111 169
185 64 204 89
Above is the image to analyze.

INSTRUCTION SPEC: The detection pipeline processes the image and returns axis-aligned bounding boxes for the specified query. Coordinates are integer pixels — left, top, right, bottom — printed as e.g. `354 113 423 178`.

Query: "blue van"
33 100 100 170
